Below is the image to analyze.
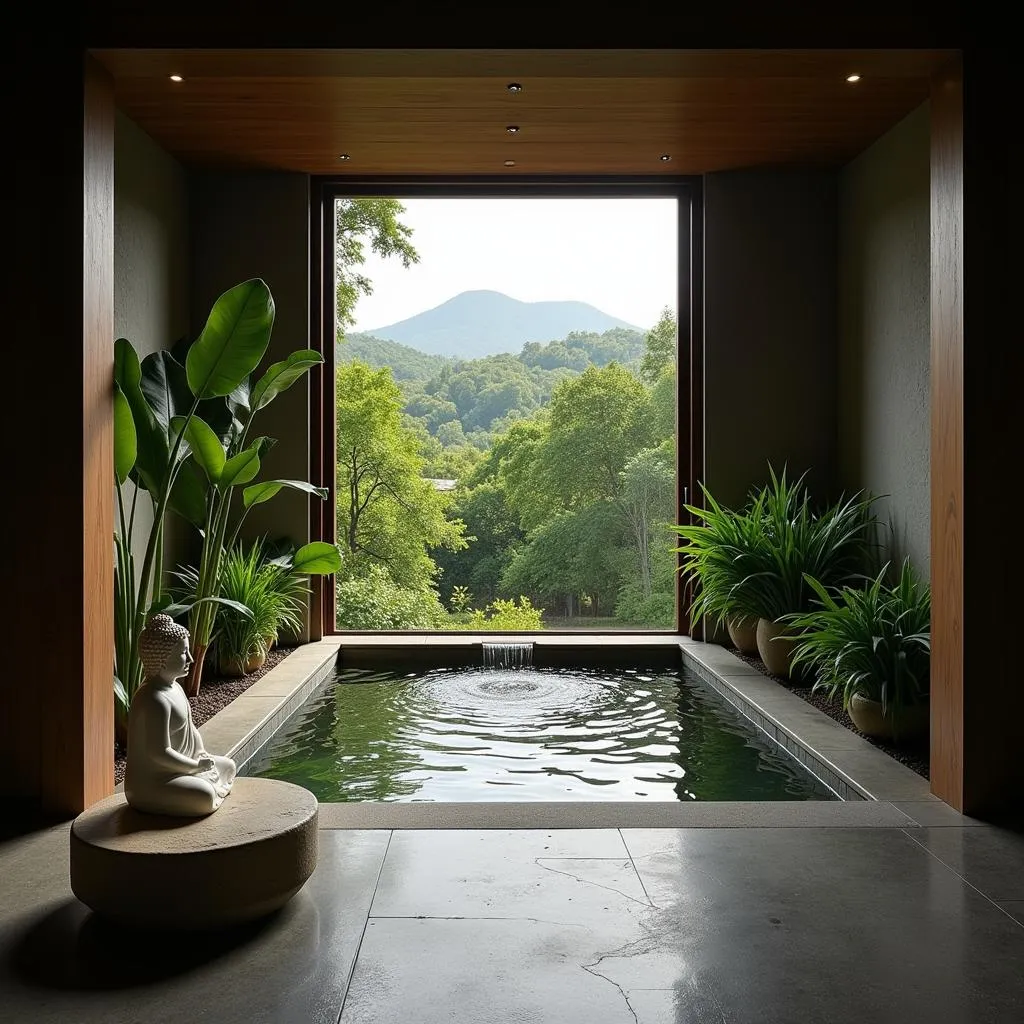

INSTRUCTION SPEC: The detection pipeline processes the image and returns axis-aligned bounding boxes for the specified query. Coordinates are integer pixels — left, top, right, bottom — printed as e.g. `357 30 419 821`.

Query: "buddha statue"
124 614 236 816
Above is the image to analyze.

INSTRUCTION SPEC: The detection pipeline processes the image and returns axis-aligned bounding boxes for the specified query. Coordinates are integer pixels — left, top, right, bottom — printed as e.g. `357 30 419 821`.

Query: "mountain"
362 290 640 358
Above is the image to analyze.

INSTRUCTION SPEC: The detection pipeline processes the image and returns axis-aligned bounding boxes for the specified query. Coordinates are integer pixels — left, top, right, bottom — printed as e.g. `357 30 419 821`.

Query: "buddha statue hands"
124 614 237 816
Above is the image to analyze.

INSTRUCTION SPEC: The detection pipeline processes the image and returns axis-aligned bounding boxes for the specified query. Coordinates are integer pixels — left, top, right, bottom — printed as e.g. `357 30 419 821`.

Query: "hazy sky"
350 198 678 333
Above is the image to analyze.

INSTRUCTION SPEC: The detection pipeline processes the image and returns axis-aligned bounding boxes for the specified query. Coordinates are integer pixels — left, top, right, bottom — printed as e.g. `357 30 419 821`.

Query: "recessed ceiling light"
659 154 672 162
169 74 183 82
846 74 861 83
506 125 520 134
507 82 523 93
338 154 351 161
504 159 516 167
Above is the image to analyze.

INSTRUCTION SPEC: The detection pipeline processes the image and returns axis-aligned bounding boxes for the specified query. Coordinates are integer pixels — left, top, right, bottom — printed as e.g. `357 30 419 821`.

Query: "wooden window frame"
309 176 704 637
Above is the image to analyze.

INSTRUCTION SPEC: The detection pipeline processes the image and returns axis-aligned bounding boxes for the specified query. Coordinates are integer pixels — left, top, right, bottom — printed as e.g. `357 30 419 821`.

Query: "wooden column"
930 53 1022 815
5 51 115 821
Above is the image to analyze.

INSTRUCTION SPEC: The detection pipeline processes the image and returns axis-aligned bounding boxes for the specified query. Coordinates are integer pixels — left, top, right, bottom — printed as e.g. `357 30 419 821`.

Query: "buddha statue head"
139 614 193 683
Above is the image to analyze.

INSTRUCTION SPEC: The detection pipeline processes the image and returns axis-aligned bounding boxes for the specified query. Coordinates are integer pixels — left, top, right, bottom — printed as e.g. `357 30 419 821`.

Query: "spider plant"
787 559 930 728
214 543 281 674
737 466 879 622
669 485 767 628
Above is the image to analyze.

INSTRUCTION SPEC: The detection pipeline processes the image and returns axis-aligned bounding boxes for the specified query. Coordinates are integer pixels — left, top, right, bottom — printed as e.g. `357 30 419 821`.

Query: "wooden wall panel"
929 59 964 808
6 51 115 822
78 55 116 812
930 52 1022 816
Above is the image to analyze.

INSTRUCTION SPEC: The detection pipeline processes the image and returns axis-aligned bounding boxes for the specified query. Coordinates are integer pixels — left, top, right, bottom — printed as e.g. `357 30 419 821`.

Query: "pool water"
250 666 833 802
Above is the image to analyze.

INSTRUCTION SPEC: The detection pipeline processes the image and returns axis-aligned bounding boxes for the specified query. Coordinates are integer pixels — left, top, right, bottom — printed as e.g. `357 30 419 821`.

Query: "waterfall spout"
481 642 534 669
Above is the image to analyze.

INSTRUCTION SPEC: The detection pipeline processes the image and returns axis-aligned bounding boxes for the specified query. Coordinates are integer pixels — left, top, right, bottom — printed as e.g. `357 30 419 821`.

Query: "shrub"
336 564 447 630
615 584 675 628
457 596 544 630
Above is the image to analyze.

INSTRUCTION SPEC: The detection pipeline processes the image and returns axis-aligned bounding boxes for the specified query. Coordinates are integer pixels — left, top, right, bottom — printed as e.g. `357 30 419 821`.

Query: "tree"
618 441 676 599
639 307 677 384
540 364 652 505
335 199 419 333
336 360 466 591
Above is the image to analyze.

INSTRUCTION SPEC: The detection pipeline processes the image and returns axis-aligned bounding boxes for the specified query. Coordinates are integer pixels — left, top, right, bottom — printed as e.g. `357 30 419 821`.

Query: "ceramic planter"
726 614 760 656
756 618 799 679
848 693 929 742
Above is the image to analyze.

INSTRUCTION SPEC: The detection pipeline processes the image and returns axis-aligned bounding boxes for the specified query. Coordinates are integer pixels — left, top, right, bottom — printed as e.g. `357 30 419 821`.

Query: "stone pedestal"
70 777 318 930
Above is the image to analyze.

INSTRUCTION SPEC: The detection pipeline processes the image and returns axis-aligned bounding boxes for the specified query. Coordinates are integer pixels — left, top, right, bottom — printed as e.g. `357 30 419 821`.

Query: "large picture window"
312 182 700 634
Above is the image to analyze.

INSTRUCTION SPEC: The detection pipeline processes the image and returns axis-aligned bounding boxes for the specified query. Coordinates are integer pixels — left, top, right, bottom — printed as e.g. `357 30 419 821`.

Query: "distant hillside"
363 290 640 358
339 333 451 380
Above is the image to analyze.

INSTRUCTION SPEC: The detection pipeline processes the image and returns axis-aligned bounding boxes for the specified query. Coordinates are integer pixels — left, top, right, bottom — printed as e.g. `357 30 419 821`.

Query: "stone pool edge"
203 638 343 770
679 639 936 803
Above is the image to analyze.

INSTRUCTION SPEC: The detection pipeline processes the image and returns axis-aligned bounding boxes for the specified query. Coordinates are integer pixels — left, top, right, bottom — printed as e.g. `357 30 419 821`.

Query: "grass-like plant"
669 486 767 627
736 466 879 622
787 559 930 721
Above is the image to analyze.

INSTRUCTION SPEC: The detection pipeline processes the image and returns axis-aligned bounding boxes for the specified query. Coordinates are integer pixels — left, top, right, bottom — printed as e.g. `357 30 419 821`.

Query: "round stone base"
70 777 318 930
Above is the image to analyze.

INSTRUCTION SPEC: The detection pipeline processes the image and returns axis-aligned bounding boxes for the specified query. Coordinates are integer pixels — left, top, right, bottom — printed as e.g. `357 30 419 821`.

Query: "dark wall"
702 169 839 509
189 171 312 636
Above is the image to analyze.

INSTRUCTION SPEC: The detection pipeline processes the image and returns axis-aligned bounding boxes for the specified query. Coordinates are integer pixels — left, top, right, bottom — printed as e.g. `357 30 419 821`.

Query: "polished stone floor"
1 806 1022 1023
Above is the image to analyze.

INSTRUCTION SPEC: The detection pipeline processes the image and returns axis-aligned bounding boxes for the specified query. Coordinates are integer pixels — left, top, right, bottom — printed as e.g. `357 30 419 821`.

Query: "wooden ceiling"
93 49 953 176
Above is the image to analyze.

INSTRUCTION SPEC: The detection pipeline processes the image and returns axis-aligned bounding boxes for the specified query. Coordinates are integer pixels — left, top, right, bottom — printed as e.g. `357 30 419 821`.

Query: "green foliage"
336 564 447 630
671 485 767 628
449 586 472 613
457 597 544 631
211 544 287 670
787 560 930 723
674 467 879 628
114 279 330 703
335 199 418 331
736 467 879 621
340 332 450 381
336 360 466 592
639 308 677 384
614 584 676 628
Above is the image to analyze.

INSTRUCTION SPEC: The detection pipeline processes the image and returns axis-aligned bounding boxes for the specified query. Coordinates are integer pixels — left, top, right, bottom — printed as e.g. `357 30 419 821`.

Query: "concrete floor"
1 805 1022 1023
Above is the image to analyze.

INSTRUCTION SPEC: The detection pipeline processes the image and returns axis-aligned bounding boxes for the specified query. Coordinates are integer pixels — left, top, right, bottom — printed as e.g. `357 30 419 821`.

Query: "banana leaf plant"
113 278 330 713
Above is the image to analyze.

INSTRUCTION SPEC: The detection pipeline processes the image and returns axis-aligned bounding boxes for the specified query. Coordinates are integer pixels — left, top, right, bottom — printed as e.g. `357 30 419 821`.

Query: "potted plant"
787 559 930 741
671 485 766 655
179 539 340 678
737 467 878 680
115 278 334 701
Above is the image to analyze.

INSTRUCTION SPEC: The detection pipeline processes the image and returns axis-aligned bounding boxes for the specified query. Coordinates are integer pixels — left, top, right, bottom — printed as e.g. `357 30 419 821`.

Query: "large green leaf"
159 595 254 620
186 279 275 399
172 415 225 483
115 338 167 493
250 349 323 412
291 542 342 575
141 350 193 429
220 445 262 489
113 383 137 485
242 478 329 509
168 457 209 526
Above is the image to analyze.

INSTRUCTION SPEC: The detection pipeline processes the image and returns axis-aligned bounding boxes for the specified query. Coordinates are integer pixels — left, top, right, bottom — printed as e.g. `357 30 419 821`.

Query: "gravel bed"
114 646 295 786
730 650 930 780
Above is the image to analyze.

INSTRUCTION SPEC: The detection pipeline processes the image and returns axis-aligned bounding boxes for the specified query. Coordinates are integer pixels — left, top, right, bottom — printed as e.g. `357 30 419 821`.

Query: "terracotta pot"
848 693 929 742
219 655 247 678
756 618 799 679
726 614 760 656
245 650 267 674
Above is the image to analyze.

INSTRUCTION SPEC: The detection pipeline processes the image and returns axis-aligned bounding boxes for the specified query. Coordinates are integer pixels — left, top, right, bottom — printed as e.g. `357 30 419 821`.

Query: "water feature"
249 664 833 802
481 641 534 669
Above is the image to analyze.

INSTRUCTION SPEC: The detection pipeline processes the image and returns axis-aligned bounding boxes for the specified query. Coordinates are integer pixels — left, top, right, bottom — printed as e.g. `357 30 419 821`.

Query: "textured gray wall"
189 171 312 632
703 170 839 510
838 104 930 576
113 112 190 577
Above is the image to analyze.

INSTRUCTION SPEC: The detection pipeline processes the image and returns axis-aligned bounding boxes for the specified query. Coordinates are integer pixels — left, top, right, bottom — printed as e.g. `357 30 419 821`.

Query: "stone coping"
317 799 918 830
679 639 938 804
200 638 342 771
